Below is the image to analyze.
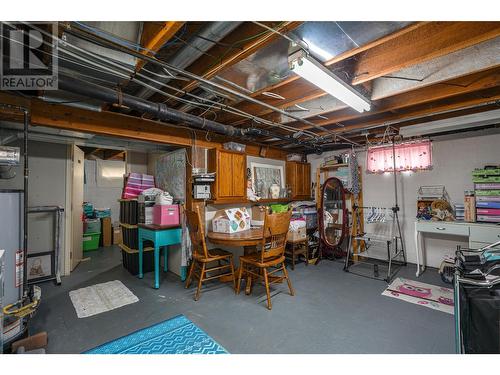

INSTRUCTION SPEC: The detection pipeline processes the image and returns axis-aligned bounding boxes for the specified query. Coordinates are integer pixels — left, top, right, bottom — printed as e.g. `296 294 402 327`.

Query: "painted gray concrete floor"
31 245 455 354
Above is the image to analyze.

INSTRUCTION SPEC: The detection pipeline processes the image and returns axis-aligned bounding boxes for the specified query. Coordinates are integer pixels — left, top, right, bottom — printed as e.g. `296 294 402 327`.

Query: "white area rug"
69 280 138 318
382 277 454 315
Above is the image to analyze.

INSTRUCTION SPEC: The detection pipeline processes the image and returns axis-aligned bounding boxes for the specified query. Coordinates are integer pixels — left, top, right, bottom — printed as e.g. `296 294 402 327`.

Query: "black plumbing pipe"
57 75 320 152
22 108 29 299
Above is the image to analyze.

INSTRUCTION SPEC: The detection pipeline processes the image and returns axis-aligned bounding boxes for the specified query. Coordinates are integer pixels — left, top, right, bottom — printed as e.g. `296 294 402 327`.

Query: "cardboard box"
464 195 476 222
113 226 122 245
212 207 251 233
287 226 307 242
101 217 112 247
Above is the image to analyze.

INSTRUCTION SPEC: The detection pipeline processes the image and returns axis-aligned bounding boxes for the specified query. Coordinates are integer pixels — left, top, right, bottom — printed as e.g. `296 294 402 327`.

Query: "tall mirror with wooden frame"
318 177 348 260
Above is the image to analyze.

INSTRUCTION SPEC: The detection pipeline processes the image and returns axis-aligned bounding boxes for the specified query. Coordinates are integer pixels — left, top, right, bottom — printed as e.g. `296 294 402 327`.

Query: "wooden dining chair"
184 207 236 301
236 209 294 310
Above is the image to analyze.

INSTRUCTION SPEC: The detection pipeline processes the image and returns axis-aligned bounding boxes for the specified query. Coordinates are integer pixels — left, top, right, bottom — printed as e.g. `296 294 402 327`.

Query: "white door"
71 145 84 271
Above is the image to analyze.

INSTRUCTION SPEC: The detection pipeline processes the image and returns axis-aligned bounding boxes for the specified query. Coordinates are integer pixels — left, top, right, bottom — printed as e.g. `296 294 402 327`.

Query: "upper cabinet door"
231 152 246 198
208 149 247 201
217 151 233 198
286 161 311 199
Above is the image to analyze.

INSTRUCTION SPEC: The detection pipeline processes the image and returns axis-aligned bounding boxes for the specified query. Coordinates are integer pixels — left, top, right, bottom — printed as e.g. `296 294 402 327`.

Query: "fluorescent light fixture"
289 50 371 113
302 38 334 61
399 109 500 137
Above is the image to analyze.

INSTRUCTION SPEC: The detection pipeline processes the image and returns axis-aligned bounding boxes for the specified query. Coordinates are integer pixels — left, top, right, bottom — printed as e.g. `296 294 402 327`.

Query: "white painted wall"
308 131 500 270
84 152 149 224
84 159 123 224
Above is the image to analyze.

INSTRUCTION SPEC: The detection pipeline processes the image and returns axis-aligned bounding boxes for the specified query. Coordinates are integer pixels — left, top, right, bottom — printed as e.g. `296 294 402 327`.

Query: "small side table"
285 238 309 270
138 224 186 289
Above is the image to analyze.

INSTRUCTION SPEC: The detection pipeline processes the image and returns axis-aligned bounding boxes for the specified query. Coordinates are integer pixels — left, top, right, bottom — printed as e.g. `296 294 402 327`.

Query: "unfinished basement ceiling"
1 21 499 153
214 22 413 95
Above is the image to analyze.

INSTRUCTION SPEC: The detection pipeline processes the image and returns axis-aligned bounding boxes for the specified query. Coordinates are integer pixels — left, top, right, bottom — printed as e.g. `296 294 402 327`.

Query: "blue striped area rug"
84 315 228 354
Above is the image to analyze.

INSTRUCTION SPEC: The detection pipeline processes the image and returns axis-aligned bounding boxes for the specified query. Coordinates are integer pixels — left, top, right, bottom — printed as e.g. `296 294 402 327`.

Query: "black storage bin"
121 247 155 275
121 224 153 251
459 284 500 353
120 199 138 225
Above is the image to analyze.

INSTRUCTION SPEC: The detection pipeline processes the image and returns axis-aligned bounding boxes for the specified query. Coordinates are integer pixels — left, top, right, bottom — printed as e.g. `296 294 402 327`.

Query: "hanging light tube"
289 50 371 113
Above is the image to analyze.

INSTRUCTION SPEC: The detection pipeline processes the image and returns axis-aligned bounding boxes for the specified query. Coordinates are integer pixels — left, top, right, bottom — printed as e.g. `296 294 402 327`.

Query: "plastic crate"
84 219 101 234
120 224 153 250
119 199 138 225
120 244 155 275
83 232 101 252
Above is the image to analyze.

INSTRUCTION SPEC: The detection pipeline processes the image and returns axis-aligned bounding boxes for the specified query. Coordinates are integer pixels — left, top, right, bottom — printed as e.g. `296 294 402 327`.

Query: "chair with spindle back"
236 209 294 310
185 207 235 300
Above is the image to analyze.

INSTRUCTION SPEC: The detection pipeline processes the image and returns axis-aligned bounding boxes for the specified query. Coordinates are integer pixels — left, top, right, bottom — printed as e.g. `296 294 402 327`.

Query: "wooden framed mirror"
319 177 348 259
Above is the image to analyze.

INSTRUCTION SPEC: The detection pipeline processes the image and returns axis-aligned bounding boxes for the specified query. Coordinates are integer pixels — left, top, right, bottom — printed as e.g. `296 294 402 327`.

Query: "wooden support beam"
135 21 185 74
0 93 289 159
352 21 500 85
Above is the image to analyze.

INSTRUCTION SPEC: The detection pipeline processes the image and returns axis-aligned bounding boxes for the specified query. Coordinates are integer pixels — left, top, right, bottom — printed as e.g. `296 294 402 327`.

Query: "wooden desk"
138 224 186 289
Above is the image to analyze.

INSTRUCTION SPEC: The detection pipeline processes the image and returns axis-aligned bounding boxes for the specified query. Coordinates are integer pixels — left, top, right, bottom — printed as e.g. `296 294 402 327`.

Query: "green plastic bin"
83 232 101 252
270 204 289 213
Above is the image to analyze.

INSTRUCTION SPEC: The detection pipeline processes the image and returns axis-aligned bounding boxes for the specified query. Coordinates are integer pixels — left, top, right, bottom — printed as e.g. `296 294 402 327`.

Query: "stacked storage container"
119 198 154 275
473 167 500 223
122 173 155 199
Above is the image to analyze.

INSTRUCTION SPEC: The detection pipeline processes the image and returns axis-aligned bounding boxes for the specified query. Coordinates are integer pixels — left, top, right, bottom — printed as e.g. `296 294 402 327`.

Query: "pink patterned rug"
382 277 454 314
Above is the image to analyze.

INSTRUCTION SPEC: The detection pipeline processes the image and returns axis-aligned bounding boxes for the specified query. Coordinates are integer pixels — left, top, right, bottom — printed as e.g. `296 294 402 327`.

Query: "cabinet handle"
436 227 446 231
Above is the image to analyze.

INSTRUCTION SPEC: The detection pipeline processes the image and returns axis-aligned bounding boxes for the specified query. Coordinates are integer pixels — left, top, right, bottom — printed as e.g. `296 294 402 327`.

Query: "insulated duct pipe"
57 75 319 151
136 22 242 100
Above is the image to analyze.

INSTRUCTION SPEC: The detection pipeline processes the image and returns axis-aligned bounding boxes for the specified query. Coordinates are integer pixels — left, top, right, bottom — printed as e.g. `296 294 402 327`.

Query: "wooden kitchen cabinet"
208 149 246 202
286 161 311 200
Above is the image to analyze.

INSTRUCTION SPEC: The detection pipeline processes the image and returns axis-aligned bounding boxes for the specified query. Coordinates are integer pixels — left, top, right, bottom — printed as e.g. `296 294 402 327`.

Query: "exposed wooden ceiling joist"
319 88 500 137
286 67 500 131
371 37 500 100
267 87 500 146
352 22 500 85
218 22 500 129
134 21 185 74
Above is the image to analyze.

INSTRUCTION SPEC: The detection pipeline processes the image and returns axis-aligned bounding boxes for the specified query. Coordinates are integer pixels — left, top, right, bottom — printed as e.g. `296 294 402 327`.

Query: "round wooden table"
207 228 263 250
207 228 267 293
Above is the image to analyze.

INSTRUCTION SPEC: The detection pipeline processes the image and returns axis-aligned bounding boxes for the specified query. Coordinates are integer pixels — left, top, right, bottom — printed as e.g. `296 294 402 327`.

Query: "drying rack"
344 139 407 282
344 204 406 282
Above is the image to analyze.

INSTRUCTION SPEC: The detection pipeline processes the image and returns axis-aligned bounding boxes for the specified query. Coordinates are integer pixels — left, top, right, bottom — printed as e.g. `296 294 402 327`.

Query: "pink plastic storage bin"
153 205 180 226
